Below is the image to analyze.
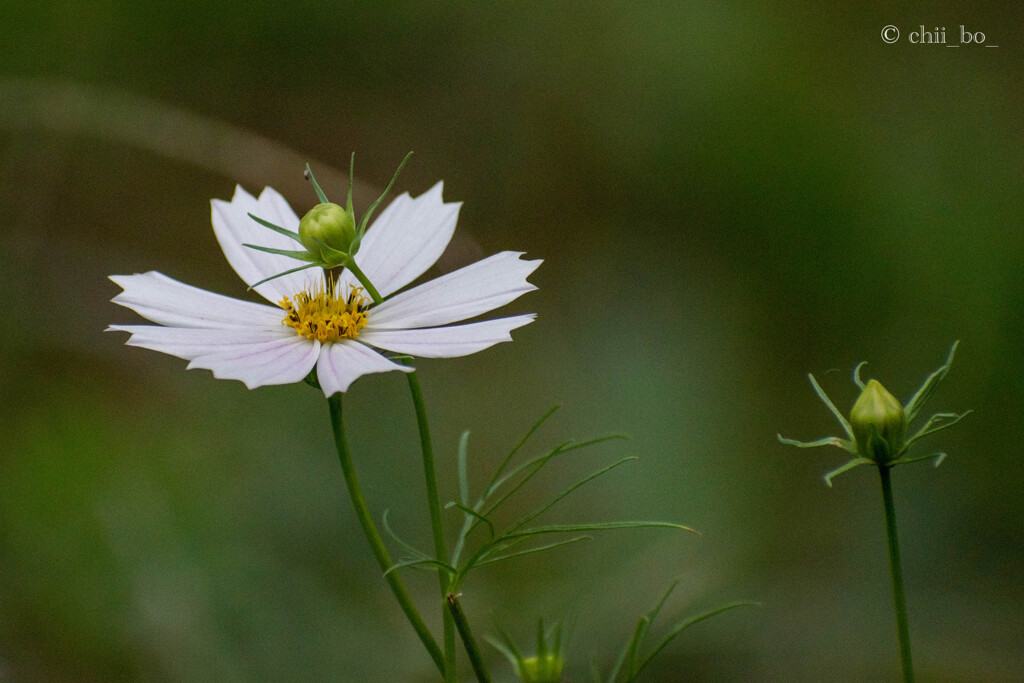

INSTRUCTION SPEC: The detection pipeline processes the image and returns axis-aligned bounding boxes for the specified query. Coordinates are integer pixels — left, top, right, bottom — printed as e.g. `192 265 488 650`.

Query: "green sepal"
302 368 321 389
776 434 856 454
893 451 947 468
904 341 959 422
357 151 413 236
823 457 873 487
308 235 350 267
246 262 320 290
903 410 972 451
346 152 356 215
242 243 320 261
247 213 302 242
808 373 855 440
304 163 330 204
853 361 869 390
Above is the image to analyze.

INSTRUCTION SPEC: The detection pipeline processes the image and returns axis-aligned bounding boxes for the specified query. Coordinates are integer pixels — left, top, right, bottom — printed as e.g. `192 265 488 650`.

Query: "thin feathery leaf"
479 440 574 521
503 521 696 541
625 579 680 678
247 213 302 242
506 457 638 534
808 373 854 440
384 557 458 576
647 579 682 626
458 430 471 507
624 617 649 679
487 434 625 502
485 405 561 495
381 509 431 561
631 602 758 680
607 626 632 683
474 536 591 568
447 502 495 540
904 341 959 423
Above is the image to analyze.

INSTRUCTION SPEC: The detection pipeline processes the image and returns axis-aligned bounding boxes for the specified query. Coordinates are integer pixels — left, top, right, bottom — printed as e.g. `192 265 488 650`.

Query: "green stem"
446 593 492 683
878 465 915 683
345 259 383 304
346 260 456 680
327 393 445 675
406 369 458 682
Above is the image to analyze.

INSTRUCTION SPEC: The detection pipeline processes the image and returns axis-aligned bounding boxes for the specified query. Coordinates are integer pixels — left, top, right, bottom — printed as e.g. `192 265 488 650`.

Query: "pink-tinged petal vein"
108 325 300 360
110 272 284 328
316 340 413 395
367 252 541 330
109 324 319 389
187 334 320 389
359 314 536 358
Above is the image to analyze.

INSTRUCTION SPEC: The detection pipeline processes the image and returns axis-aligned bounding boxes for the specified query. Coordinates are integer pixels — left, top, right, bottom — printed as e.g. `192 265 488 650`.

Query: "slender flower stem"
327 393 445 675
345 259 383 303
347 263 458 679
878 464 914 683
446 593 492 683
406 369 458 682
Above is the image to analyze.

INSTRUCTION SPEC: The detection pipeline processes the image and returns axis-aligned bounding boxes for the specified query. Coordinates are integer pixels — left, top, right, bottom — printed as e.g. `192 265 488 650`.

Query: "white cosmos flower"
109 182 541 395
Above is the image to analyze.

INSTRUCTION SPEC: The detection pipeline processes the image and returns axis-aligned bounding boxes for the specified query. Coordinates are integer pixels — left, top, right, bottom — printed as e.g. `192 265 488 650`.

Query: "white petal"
108 324 295 359
359 314 535 358
315 340 413 395
110 325 319 388
110 272 284 328
367 252 541 329
211 185 318 302
348 182 461 297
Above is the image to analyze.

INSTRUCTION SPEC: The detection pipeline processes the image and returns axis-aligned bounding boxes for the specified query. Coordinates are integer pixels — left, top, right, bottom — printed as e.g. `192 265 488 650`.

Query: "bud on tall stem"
850 379 906 465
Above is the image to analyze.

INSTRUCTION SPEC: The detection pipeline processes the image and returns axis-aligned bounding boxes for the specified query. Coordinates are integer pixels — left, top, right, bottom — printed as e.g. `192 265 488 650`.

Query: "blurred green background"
2 2 1022 681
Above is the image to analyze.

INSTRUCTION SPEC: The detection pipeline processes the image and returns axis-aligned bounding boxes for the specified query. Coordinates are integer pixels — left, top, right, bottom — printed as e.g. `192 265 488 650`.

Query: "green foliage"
593 580 756 683
383 406 695 590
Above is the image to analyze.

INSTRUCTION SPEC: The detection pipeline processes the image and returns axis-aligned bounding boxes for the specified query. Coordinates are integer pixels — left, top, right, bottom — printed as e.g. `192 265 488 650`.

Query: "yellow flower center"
279 280 370 343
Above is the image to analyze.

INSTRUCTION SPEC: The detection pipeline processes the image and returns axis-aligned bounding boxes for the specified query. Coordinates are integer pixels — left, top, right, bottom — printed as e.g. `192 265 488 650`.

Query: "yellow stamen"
279 278 369 343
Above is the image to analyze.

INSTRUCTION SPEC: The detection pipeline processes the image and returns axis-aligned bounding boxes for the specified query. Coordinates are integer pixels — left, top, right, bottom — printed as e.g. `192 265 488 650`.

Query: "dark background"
1 2 1021 681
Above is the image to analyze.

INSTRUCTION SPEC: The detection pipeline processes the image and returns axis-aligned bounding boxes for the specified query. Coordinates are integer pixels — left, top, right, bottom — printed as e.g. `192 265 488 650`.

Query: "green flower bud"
518 653 564 683
298 202 355 256
850 379 906 464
